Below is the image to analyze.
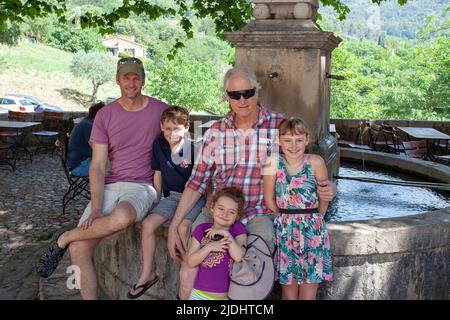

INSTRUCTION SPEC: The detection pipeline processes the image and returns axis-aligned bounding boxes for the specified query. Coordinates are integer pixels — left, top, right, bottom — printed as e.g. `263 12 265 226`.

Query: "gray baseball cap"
117 57 145 78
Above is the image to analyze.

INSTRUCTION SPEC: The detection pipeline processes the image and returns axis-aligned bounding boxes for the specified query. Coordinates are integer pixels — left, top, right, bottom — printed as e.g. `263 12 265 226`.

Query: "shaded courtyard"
0 153 87 299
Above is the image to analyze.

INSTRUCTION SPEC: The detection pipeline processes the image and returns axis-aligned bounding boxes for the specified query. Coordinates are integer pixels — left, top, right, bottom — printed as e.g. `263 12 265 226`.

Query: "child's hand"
317 180 336 202
205 196 213 209
206 238 231 253
205 228 231 241
269 209 280 218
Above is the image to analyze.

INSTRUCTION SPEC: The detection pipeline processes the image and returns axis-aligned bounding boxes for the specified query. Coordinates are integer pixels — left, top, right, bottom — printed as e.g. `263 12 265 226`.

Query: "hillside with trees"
0 0 448 119
320 0 448 41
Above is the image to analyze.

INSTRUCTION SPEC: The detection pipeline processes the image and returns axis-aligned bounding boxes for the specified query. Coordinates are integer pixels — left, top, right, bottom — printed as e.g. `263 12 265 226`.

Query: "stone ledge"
340 147 450 183
329 209 450 256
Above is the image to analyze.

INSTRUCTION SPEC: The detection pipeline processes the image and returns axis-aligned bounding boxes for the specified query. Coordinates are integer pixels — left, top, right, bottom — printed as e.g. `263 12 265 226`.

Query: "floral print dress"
274 155 333 285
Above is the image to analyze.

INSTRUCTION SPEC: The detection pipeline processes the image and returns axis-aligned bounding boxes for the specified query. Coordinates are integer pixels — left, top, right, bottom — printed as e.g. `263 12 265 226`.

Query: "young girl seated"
186 187 248 300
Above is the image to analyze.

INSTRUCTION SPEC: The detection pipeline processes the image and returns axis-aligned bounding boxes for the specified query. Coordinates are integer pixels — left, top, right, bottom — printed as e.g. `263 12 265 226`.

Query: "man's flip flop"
127 276 159 299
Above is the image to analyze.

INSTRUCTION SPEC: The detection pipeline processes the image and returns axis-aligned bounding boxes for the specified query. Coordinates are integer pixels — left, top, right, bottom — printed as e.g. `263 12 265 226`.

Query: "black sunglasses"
118 57 142 65
226 88 256 100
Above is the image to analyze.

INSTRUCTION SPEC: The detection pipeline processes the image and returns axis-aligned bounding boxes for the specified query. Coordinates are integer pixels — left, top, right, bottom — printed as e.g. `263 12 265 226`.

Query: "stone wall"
94 225 179 300
0 111 88 147
93 208 450 300
3 113 448 149
319 209 450 299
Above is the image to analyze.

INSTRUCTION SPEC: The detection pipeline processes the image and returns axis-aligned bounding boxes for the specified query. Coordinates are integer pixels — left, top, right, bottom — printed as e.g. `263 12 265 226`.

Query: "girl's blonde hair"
212 187 245 219
279 117 309 137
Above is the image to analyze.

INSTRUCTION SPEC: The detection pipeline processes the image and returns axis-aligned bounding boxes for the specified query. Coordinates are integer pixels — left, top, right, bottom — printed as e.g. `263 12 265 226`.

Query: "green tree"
21 15 58 43
330 41 380 119
0 22 20 45
413 9 450 118
145 52 228 114
70 51 116 102
48 24 104 53
0 0 410 53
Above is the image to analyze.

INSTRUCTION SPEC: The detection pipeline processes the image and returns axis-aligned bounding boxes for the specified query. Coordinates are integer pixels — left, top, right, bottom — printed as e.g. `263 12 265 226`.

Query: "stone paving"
0 153 88 299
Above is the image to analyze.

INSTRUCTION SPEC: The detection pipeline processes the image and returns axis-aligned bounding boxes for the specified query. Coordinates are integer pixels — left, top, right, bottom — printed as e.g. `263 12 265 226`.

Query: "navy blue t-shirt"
67 117 93 169
151 134 196 197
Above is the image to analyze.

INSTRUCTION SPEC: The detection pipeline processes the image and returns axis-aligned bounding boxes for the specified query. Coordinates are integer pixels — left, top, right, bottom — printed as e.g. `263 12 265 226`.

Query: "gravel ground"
0 153 88 299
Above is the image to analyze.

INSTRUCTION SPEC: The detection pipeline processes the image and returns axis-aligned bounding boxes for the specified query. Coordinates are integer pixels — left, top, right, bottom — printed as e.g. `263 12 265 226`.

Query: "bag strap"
229 261 266 287
244 233 272 258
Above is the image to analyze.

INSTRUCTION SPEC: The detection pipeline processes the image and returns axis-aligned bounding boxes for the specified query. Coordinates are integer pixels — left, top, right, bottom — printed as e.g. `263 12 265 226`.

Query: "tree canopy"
70 51 116 102
1 0 409 54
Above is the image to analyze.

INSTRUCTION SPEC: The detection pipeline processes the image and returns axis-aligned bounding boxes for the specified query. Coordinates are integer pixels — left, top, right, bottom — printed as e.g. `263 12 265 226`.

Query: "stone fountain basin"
94 148 450 299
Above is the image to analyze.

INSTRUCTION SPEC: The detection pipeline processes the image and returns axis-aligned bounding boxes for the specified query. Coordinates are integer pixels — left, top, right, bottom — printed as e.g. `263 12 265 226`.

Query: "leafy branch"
0 0 409 57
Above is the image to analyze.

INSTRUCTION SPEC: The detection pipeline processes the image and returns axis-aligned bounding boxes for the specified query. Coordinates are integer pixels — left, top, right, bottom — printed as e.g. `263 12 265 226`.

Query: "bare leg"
178 262 198 300
58 202 137 248
129 213 167 296
69 238 102 300
177 210 210 300
298 283 319 300
282 282 299 300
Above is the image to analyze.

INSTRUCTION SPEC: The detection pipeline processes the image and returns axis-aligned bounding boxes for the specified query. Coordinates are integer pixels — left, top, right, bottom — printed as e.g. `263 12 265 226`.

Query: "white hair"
223 65 261 93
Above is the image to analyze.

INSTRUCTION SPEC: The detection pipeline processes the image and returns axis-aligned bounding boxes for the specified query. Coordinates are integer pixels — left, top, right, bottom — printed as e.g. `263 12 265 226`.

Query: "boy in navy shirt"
127 106 205 299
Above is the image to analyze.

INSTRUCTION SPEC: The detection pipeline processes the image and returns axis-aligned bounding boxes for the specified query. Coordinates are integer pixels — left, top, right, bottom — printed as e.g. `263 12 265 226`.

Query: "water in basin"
327 161 450 221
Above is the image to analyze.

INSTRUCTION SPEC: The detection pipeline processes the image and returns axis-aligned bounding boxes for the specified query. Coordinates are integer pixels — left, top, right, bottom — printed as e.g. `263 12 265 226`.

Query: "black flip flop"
127 276 159 299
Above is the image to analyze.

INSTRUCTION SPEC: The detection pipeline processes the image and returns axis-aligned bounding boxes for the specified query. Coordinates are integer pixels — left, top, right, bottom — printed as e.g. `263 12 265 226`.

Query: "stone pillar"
225 0 342 178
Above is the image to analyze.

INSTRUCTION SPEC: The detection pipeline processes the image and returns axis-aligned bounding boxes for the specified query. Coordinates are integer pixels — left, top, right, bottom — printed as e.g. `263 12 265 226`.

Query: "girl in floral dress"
263 117 333 300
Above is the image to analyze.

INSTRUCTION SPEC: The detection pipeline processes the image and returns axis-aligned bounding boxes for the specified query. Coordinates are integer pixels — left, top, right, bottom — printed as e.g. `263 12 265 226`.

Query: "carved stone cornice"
225 30 342 51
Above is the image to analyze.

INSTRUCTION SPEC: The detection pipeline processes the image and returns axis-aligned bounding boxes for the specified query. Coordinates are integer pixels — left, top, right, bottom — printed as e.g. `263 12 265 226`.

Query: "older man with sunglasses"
168 65 337 299
37 57 168 299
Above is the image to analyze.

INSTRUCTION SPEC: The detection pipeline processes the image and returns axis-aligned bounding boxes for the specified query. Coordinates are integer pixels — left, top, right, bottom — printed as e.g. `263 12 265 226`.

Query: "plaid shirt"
186 106 285 222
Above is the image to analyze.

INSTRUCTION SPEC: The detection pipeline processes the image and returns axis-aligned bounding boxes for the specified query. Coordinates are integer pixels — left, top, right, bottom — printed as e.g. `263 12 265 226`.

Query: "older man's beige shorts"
78 182 157 226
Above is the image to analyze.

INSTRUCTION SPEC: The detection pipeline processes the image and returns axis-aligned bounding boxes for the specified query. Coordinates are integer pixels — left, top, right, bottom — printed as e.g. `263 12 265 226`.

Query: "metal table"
397 126 450 156
0 120 41 162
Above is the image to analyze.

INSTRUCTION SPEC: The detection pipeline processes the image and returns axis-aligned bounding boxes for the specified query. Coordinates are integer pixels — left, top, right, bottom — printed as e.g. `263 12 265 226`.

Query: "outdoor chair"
2 111 34 163
381 123 405 154
434 139 449 155
402 140 434 161
55 137 90 215
0 141 15 170
32 112 63 155
8 111 32 121
338 120 373 150
368 122 391 152
0 131 20 166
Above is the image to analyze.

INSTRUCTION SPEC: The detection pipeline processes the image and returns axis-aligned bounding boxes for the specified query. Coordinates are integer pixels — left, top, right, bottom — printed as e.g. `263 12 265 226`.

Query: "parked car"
0 106 9 115
6 94 63 112
0 95 35 112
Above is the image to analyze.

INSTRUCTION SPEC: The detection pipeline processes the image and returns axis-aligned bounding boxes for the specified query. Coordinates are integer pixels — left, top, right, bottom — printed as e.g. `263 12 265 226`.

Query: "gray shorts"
150 191 206 226
78 182 157 226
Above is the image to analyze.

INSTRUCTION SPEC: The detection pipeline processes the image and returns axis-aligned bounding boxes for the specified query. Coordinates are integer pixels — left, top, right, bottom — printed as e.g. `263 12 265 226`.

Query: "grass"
0 42 73 73
0 42 119 111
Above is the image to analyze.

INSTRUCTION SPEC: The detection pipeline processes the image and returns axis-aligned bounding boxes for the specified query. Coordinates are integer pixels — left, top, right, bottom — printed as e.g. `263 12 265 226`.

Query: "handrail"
334 175 450 191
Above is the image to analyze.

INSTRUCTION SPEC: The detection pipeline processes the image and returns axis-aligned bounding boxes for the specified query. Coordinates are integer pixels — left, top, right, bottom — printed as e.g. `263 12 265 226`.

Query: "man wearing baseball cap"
37 57 168 300
116 57 145 79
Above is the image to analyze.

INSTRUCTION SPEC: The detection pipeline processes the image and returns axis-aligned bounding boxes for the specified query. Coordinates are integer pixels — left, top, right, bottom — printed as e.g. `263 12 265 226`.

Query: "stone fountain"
225 0 342 178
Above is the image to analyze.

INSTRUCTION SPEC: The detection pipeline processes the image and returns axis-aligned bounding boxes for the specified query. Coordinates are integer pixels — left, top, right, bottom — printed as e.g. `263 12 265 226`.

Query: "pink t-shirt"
90 97 167 184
